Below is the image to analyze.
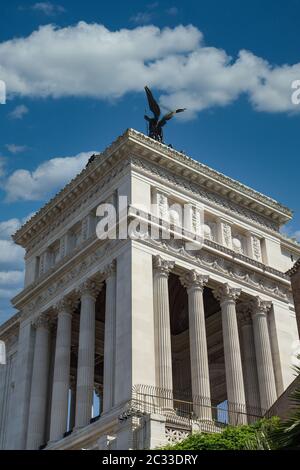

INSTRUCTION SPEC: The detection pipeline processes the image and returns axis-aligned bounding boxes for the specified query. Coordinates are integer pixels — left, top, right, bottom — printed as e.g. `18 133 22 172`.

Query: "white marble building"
0 129 299 450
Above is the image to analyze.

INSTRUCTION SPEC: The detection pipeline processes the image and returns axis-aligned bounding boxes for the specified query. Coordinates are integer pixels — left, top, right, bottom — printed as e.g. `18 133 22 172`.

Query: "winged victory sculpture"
144 86 186 142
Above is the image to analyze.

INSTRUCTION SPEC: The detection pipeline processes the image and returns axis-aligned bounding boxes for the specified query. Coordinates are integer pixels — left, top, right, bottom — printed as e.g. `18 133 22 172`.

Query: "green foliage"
270 363 300 450
162 418 280 451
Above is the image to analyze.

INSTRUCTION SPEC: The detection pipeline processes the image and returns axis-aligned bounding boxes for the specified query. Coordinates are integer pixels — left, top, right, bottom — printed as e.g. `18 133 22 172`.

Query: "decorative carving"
180 270 209 291
237 302 252 327
223 223 232 248
77 279 103 299
213 283 241 304
165 427 190 444
250 296 272 316
33 313 52 330
103 260 116 279
130 156 280 232
251 236 262 262
153 255 175 276
145 236 290 301
54 297 77 315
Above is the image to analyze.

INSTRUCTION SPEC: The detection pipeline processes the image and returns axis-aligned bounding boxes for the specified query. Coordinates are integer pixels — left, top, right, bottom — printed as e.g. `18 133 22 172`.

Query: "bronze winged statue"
144 86 186 142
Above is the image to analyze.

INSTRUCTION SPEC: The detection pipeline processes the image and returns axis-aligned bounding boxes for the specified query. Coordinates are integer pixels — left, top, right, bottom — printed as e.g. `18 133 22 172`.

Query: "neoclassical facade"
0 129 299 450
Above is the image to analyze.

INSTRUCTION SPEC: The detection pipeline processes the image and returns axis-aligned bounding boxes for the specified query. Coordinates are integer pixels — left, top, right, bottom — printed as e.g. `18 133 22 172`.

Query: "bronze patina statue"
144 86 186 142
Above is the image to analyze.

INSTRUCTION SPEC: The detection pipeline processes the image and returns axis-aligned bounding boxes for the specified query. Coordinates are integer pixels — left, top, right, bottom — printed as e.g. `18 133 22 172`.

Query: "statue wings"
144 85 186 126
144 86 161 120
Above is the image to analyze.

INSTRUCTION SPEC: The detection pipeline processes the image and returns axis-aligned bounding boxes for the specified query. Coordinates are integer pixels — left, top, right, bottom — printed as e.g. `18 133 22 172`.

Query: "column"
26 314 51 450
13 318 34 449
49 299 74 442
103 261 116 413
250 297 277 412
180 270 212 421
69 377 77 431
213 283 247 425
238 303 261 419
75 279 102 428
153 255 174 409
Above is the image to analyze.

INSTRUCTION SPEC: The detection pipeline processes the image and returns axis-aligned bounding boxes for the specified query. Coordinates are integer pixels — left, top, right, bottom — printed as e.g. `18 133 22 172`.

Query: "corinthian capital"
33 313 52 330
180 270 209 292
153 255 175 277
54 297 76 316
103 260 116 279
250 296 272 316
213 283 241 304
77 279 103 300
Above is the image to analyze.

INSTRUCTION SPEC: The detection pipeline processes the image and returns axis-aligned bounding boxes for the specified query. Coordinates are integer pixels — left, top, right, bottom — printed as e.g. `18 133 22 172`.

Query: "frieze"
130 156 280 232
18 239 119 321
145 237 291 302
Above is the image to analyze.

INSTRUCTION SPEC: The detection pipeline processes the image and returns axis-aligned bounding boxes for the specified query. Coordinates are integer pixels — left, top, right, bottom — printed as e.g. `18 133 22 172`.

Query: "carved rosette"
213 283 241 304
153 255 175 277
250 296 272 317
77 279 103 300
180 270 209 292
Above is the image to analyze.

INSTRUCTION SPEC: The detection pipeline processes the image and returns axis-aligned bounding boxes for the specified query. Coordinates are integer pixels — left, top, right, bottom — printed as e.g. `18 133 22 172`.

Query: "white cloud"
0 271 24 285
5 144 28 154
4 150 98 201
8 104 29 119
0 22 299 118
0 218 22 239
0 216 28 325
0 240 24 266
31 2 65 16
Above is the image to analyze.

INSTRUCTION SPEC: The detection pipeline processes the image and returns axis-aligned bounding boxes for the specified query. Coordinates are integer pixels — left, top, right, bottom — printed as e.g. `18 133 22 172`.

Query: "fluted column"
103 261 116 413
75 280 102 428
153 255 174 409
49 299 74 442
213 283 247 425
250 297 277 412
69 377 77 431
238 304 261 419
26 314 51 449
180 270 212 421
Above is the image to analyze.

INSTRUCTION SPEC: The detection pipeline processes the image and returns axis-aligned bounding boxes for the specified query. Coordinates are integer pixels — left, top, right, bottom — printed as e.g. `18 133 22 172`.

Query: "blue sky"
0 0 300 324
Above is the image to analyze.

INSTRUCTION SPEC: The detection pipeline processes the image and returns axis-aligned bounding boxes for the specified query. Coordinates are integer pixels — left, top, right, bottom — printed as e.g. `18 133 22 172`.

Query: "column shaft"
75 282 99 428
182 271 212 420
214 284 247 425
153 256 174 409
251 298 277 411
26 317 51 449
240 320 261 418
49 303 72 441
103 264 116 413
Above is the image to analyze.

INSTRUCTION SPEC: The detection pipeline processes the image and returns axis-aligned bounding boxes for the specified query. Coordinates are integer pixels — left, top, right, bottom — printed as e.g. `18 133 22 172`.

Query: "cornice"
13 128 294 251
126 130 292 220
0 311 21 340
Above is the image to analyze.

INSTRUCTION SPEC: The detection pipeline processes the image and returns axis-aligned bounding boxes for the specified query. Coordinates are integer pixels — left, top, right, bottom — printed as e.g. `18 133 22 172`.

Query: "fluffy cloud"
0 217 26 325
8 104 29 119
4 151 97 201
0 22 299 116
